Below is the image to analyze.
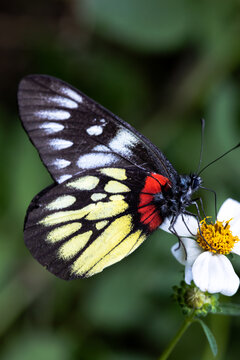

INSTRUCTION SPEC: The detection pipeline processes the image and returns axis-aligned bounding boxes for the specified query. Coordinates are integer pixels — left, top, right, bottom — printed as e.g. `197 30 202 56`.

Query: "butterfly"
18 75 202 280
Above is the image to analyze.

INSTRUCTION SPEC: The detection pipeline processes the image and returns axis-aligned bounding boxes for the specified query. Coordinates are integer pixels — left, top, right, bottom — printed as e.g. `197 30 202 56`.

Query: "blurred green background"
1 0 240 359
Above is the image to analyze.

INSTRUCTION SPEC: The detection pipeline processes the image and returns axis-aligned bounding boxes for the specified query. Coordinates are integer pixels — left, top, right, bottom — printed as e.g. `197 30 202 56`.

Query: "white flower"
160 198 240 296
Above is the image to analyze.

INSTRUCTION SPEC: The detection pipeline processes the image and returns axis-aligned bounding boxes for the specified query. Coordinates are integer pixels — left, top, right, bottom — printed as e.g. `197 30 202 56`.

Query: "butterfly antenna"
196 119 205 174
198 142 240 176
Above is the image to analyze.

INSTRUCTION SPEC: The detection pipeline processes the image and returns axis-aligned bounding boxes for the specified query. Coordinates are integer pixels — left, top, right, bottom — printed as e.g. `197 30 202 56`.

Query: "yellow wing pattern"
24 167 148 279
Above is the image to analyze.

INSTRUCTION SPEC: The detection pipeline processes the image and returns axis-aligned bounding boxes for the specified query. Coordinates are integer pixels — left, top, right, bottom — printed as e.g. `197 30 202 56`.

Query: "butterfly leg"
168 215 188 259
199 186 218 219
191 197 206 219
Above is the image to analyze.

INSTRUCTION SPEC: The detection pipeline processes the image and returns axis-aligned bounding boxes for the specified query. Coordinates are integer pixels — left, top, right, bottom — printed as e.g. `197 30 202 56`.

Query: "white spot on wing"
109 128 138 156
91 193 107 201
46 96 78 109
86 125 103 136
77 153 118 169
61 87 83 103
67 176 99 190
46 195 76 210
92 145 110 152
57 174 72 183
40 122 64 134
35 110 70 120
53 158 71 169
49 139 73 150
96 220 109 230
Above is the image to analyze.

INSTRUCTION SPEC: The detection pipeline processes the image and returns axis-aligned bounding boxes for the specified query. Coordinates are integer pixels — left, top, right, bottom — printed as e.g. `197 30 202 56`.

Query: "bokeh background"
1 1 240 359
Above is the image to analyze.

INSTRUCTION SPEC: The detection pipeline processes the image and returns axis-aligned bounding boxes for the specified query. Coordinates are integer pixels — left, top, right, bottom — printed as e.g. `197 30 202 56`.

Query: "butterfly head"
178 173 202 208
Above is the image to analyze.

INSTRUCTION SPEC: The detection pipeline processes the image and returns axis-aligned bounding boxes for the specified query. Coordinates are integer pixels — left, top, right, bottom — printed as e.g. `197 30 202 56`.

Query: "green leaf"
217 303 240 316
196 319 218 357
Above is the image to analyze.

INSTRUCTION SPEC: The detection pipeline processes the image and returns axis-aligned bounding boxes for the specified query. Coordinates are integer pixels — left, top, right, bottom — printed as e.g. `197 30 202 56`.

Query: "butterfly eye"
191 176 201 190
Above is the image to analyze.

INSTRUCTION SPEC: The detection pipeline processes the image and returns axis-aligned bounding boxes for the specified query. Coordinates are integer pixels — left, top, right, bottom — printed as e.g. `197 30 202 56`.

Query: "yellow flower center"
197 218 239 254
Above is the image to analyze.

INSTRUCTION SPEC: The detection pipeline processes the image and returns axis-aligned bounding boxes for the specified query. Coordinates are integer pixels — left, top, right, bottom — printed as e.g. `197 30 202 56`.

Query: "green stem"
158 312 195 360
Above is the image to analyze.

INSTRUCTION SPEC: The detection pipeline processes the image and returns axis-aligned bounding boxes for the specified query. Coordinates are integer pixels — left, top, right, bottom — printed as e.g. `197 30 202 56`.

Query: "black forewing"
18 75 179 184
24 167 152 280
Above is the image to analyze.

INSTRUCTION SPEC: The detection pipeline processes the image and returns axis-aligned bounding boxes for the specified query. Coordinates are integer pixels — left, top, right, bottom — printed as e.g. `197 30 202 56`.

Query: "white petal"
229 220 240 239
171 242 186 265
232 241 240 256
192 252 240 296
217 198 240 223
171 238 203 266
160 214 198 237
216 198 240 241
185 265 193 284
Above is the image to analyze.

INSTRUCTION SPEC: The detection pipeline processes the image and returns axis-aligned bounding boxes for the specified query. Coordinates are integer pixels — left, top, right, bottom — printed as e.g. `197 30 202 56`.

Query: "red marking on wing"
138 173 171 232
